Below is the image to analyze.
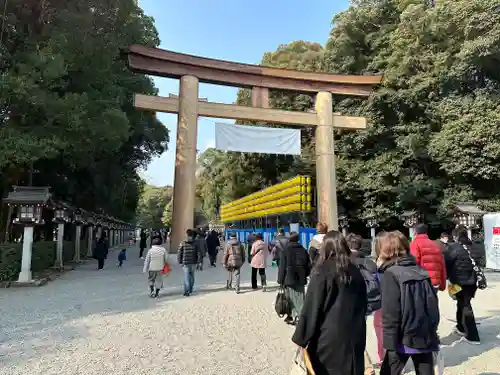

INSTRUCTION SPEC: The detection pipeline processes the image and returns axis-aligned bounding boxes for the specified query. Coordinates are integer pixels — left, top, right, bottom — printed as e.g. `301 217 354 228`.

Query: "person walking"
94 236 108 270
177 229 202 297
377 231 440 375
292 231 367 375
195 229 208 271
347 233 382 375
223 232 245 293
143 237 168 298
271 228 289 267
206 230 220 267
139 230 147 259
444 226 481 344
435 232 450 253
410 224 447 293
250 233 268 291
277 232 310 325
308 221 328 266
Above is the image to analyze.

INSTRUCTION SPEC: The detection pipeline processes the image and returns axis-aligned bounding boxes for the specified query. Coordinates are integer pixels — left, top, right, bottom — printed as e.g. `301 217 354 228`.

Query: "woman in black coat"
277 232 310 325
444 227 480 343
292 231 367 375
94 237 108 270
139 230 147 259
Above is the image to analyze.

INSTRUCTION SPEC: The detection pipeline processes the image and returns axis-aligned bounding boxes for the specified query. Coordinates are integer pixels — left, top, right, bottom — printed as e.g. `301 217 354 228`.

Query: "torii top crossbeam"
126 45 382 96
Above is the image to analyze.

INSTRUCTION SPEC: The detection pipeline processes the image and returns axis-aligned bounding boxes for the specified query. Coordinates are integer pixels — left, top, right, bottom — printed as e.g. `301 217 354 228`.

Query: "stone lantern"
4 186 51 283
53 202 71 269
338 215 349 237
400 210 420 241
366 216 379 257
453 203 486 240
72 208 85 263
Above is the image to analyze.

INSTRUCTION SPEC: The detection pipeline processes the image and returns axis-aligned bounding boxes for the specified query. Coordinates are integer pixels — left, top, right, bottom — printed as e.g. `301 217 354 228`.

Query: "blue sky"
140 0 349 186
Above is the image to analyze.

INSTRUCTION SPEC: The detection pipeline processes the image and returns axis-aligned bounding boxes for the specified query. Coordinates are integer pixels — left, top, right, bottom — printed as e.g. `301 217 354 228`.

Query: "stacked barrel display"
220 175 312 223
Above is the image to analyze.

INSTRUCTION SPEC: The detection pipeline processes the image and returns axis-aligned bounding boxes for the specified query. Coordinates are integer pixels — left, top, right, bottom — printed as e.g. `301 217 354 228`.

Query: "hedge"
0 241 80 282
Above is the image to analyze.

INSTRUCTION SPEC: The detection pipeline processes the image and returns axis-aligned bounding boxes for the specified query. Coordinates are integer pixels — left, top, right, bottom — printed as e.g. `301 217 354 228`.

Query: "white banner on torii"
214 122 301 156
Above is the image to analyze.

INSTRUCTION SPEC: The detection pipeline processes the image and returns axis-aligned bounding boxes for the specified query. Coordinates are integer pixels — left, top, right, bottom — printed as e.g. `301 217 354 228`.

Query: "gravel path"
1 245 500 375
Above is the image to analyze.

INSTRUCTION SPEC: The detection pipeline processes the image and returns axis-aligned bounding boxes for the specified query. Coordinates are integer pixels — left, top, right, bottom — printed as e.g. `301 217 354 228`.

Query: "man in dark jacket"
278 232 310 325
435 232 450 253
246 232 256 264
178 229 202 296
271 228 289 266
195 229 208 271
206 230 220 267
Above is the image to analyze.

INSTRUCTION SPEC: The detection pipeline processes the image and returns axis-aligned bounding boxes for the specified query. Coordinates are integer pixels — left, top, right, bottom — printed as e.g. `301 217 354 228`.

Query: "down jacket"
223 238 245 269
410 234 446 290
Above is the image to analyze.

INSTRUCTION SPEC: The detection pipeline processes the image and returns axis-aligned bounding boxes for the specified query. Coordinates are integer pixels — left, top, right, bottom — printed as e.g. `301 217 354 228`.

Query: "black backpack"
358 262 382 314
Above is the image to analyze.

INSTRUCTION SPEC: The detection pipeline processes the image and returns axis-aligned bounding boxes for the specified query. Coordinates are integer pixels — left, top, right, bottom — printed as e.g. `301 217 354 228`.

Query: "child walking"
118 248 127 267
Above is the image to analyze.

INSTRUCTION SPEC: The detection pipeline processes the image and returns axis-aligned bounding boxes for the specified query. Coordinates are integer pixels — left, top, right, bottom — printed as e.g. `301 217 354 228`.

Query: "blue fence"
225 227 316 248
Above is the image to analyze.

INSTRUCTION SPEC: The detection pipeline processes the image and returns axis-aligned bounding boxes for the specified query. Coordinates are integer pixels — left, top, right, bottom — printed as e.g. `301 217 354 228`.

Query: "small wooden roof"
453 203 486 216
3 186 52 205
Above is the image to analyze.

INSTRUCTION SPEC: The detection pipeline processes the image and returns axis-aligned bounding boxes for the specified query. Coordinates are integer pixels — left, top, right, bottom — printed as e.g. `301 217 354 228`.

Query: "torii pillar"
170 76 199 252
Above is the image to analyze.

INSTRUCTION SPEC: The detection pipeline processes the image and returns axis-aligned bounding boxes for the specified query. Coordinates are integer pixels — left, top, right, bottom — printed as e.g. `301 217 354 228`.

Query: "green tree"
0 0 168 227
136 184 172 229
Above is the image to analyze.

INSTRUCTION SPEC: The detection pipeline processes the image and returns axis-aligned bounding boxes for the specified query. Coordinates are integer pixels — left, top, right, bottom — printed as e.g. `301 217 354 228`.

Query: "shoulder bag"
462 244 487 290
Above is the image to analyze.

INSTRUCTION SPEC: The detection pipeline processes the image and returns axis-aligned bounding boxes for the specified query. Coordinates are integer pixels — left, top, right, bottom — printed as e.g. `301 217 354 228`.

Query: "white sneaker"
462 337 480 345
453 327 465 336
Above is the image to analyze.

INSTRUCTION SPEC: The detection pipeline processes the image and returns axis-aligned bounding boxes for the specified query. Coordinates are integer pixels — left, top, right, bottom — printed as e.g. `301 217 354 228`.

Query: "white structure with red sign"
483 213 500 270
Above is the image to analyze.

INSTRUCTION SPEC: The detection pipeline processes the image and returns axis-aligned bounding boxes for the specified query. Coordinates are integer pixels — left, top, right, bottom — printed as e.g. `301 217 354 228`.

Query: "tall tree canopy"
196 0 500 225
136 184 173 229
0 0 168 223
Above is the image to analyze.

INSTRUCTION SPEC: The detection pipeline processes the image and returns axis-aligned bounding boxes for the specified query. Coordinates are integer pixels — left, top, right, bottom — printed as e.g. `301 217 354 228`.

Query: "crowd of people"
270 222 484 375
99 222 485 374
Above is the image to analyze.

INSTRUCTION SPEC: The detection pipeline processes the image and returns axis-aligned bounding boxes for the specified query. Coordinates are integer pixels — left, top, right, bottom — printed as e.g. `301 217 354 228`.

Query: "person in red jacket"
410 224 447 291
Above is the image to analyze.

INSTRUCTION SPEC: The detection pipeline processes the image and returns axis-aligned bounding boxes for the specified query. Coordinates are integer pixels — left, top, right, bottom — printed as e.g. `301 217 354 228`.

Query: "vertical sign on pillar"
315 91 339 230
171 75 200 251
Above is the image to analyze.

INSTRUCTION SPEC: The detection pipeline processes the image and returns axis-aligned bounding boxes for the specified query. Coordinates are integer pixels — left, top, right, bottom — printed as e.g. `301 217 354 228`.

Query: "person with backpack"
271 228 289 267
223 232 245 294
277 232 310 325
346 233 381 375
377 231 440 375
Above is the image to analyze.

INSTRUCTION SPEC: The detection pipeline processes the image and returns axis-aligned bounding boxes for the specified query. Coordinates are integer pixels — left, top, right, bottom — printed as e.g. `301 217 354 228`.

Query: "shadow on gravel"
439 313 500 368
0 249 279 369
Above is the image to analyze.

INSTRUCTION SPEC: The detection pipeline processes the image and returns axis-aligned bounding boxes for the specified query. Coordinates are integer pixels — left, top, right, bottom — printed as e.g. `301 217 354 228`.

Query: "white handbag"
289 348 308 375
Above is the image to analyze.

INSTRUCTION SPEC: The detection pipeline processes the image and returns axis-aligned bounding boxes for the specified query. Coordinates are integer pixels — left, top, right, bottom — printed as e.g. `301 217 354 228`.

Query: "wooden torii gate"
125 45 382 250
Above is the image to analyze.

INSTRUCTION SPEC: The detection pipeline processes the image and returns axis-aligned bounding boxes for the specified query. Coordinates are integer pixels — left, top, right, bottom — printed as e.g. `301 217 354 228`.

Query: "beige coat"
143 245 168 272
250 240 268 269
